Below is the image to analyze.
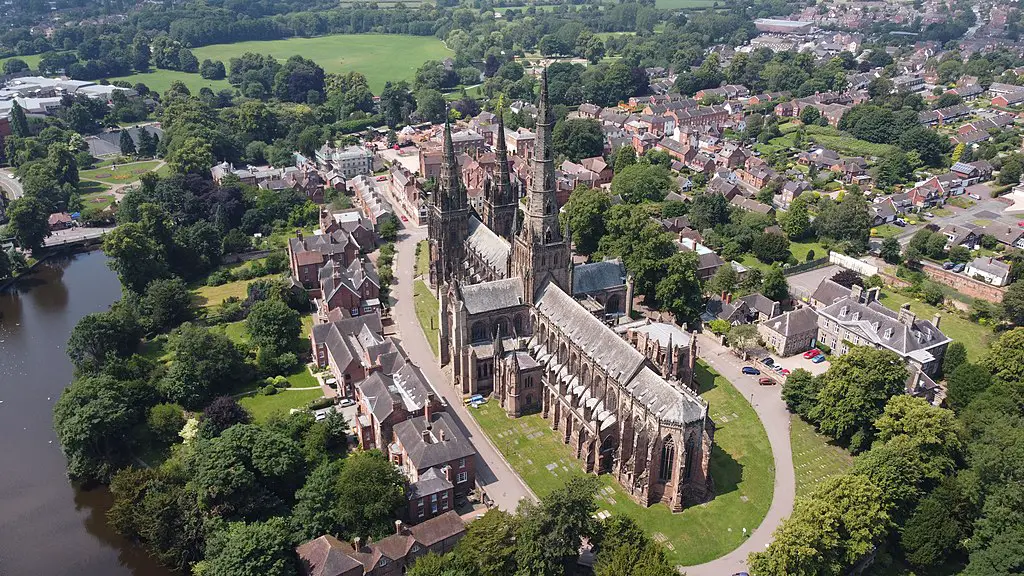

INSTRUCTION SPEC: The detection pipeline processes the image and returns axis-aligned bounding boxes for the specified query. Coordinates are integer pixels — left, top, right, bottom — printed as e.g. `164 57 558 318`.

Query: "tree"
595 515 676 576
202 517 296 576
335 450 407 539
830 269 863 289
689 192 730 230
880 237 902 264
655 251 703 325
783 369 818 418
141 277 192 332
563 187 610 256
999 155 1023 186
898 126 949 167
614 145 636 173
137 127 157 157
246 299 301 353
66 308 143 373
273 55 325 103
6 197 50 252
1003 281 1024 326
728 324 761 355
10 101 30 138
161 323 246 409
810 347 908 450
414 88 446 123
200 396 252 438
147 403 185 444
753 231 791 263
799 105 821 125
167 137 214 176
200 59 226 80
780 200 811 240
378 218 399 243
748 474 890 576
610 163 674 203
0 249 10 281
2 57 29 75
761 266 790 302
900 477 974 571
292 459 345 541
875 151 913 188
988 328 1024 384
53 375 152 482
926 232 948 259
516 475 599 576
119 130 136 156
874 395 963 482
942 341 968 376
457 508 519 576
103 222 169 293
552 118 604 162
705 264 739 297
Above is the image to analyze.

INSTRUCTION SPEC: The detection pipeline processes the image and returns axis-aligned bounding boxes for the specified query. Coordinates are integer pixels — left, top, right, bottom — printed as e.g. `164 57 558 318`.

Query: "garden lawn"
192 34 452 93
877 290 993 362
790 416 853 497
239 388 325 422
106 69 232 96
470 361 773 567
193 275 275 307
80 160 162 185
804 125 897 158
789 240 828 262
0 52 53 70
871 224 904 239
414 280 440 357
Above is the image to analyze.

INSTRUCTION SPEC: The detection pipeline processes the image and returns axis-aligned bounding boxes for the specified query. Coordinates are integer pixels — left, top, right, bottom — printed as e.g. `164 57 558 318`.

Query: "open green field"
877 290 993 362
79 186 116 217
0 53 46 70
80 160 163 184
655 0 720 8
805 125 897 158
471 362 773 566
790 416 853 497
413 280 440 357
240 388 325 422
106 69 232 96
192 34 452 93
739 240 828 273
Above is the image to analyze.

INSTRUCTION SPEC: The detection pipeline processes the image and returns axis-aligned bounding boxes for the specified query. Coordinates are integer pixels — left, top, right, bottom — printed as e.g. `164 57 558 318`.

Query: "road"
680 333 796 576
391 227 536 512
43 226 113 247
0 170 24 200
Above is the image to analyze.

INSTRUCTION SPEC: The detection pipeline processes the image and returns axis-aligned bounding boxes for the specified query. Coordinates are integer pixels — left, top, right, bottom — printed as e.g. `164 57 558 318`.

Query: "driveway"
391 228 535 512
680 333 796 576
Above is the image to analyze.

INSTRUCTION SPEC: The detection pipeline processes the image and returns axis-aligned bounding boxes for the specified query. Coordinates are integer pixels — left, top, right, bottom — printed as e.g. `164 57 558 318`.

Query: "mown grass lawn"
804 125 897 158
192 275 276 307
877 290 993 362
413 280 440 357
80 160 162 184
470 361 773 567
192 34 452 93
871 224 904 239
415 240 430 278
790 416 853 497
239 388 325 422
106 69 232 96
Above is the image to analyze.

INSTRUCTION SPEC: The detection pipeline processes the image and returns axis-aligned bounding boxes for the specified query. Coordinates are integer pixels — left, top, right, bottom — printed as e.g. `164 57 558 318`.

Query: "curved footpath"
389 224 794 570
681 334 796 576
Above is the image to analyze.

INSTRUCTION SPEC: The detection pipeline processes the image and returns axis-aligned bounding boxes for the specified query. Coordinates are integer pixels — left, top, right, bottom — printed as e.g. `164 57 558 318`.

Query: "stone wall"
921 264 1007 303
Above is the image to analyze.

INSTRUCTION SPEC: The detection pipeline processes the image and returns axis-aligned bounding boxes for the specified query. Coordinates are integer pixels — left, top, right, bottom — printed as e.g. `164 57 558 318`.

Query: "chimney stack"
296 229 303 240
932 313 941 329
439 428 446 441
395 520 404 535
851 283 864 303
353 537 362 551
424 393 434 424
897 302 917 327
442 465 452 482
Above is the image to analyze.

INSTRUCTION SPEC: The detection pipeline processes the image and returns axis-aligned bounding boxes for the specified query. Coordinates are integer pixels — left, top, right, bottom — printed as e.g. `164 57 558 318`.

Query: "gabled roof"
811 278 852 306
460 278 525 315
466 215 511 274
762 306 818 337
572 259 626 295
394 412 476 471
296 535 363 576
818 298 949 357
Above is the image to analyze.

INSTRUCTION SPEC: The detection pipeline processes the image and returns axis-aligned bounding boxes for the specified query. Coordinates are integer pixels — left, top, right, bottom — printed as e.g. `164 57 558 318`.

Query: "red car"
803 348 821 359
781 369 791 376
400 215 408 222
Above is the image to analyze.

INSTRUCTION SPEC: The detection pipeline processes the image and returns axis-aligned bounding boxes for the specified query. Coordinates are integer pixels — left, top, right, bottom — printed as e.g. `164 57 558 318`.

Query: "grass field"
192 34 452 93
240 388 324 422
871 224 904 239
655 0 720 8
79 160 162 184
805 125 897 158
193 274 275 307
877 290 993 362
471 361 773 566
739 240 828 273
0 53 47 70
413 280 440 357
106 69 232 96
790 416 853 497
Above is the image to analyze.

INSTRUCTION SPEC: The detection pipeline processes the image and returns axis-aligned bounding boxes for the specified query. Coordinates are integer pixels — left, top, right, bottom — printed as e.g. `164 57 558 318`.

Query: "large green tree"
140 277 193 332
946 362 992 412
202 517 297 576
988 328 1024 384
562 187 610 256
760 266 790 302
552 118 604 162
782 369 818 419
161 323 247 409
655 251 703 325
780 199 811 240
595 515 676 576
610 163 675 204
515 475 600 576
6 196 50 252
1002 281 1024 326
103 222 169 293
334 449 407 539
246 299 301 353
10 100 30 138
66 307 144 373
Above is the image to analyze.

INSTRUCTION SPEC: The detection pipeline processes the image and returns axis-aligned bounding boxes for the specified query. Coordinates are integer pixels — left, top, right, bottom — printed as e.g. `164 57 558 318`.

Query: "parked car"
803 348 821 359
773 365 783 372
400 215 408 222
923 212 935 219
758 377 774 385
953 263 966 273
812 354 827 363
762 357 774 366
969 193 982 200
894 219 907 227
781 368 791 376
338 398 355 408
742 366 760 375
1018 221 1024 228
943 261 955 270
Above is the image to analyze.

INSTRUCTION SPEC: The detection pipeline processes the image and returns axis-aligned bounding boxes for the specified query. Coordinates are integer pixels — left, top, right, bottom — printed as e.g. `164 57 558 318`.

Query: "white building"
315 143 374 178
965 257 1011 286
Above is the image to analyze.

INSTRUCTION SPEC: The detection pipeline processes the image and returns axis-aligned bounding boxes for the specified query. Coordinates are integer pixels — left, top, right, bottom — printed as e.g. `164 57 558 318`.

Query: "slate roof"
356 363 434 423
467 215 511 273
408 467 454 500
460 278 526 315
738 293 780 318
966 256 1010 279
630 322 692 348
625 366 707 426
818 298 949 357
295 535 363 576
319 258 379 304
313 315 385 371
762 306 818 337
572 259 626 295
811 278 852 306
394 412 476 471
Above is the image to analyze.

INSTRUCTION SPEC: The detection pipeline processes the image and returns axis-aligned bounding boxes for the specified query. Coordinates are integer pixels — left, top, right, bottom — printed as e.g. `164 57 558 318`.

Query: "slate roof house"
288 230 359 290
392 410 477 522
758 307 819 356
355 362 444 451
310 314 386 397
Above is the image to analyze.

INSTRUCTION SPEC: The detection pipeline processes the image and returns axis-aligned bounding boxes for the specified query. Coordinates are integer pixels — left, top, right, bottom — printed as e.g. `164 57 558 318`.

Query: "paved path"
680 333 795 576
391 228 536 512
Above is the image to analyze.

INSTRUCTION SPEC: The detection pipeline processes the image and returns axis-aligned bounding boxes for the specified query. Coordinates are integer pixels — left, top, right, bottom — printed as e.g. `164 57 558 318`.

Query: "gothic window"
524 376 534 388
545 201 553 215
514 314 526 335
685 436 698 480
544 228 553 243
471 322 487 343
659 436 676 483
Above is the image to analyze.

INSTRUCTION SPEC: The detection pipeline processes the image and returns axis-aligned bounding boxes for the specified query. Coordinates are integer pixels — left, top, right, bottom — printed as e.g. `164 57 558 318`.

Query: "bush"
264 251 289 274
806 249 815 261
206 269 233 286
260 384 278 396
307 397 334 410
922 284 945 305
147 403 185 444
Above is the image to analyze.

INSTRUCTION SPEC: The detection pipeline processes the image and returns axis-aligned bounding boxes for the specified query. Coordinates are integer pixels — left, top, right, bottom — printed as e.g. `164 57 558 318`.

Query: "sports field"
192 34 452 93
0 53 46 70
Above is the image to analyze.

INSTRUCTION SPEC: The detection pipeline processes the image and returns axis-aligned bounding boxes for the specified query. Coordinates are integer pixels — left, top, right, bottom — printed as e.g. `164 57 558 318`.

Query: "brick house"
287 230 358 289
318 258 381 318
354 364 444 450
310 314 385 397
321 208 375 250
392 411 477 517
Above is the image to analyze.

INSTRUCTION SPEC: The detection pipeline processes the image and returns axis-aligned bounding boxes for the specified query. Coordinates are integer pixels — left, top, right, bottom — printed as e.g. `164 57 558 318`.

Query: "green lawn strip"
415 240 430 278
470 361 773 566
80 160 162 184
876 291 992 362
871 224 904 239
239 388 325 422
106 69 232 96
789 240 827 262
192 34 452 93
192 274 276 307
413 280 440 357
789 416 853 497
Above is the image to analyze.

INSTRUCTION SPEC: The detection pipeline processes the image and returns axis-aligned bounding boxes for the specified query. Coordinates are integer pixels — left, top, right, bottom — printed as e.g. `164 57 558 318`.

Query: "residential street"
391 227 536 512
680 333 796 576
0 169 24 200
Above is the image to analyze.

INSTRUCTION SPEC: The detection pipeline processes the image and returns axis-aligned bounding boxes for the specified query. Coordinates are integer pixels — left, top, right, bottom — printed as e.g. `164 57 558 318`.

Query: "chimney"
439 428 446 441
442 465 452 483
725 292 733 304
353 537 362 551
296 229 303 240
850 283 864 303
898 302 917 327
422 429 432 443
625 276 635 319
395 520 404 535
931 313 941 329
866 286 880 303
424 393 434 423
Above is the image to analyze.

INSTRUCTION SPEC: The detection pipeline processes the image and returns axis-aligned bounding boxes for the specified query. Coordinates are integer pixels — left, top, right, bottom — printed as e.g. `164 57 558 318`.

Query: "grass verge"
415 240 430 278
470 361 773 566
239 388 324 422
413 279 440 357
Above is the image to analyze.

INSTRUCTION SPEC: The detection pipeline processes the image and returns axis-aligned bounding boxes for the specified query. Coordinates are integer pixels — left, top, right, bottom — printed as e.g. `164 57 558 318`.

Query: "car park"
812 354 827 363
803 348 821 359
758 377 774 385
742 366 760 375
953 263 966 273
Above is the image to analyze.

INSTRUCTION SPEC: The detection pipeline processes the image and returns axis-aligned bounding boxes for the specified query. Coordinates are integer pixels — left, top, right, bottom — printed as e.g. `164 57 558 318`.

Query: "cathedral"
427 71 715 511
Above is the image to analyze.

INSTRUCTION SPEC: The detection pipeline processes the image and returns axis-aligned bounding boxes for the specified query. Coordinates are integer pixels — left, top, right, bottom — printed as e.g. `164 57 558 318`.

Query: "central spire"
439 110 464 210
494 106 512 205
522 67 560 244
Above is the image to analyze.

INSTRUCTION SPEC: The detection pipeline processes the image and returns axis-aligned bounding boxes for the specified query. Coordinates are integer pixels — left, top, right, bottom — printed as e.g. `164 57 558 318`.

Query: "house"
758 307 819 356
315 143 374 177
797 147 841 169
309 314 385 397
288 230 359 290
987 82 1024 98
810 278 852 308
731 195 775 215
816 285 949 376
707 174 741 199
965 257 1011 286
392 410 477 507
47 212 73 231
354 363 443 450
702 293 752 325
318 258 381 318
870 197 898 226
938 224 979 250
780 181 810 208
660 215 692 233
992 91 1024 107
295 512 466 576
737 292 781 322
950 84 983 100
739 164 778 189
580 156 612 185
679 237 725 281
321 208 375 249
979 224 1024 249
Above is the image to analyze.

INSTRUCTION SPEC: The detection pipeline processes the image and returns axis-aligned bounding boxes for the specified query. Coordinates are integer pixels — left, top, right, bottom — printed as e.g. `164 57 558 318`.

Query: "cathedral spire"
495 105 512 205
439 110 464 210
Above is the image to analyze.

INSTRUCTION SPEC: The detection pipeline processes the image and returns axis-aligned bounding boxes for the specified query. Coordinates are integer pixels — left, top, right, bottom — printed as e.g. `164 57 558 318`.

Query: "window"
441 491 450 510
379 558 390 567
431 494 438 513
459 458 466 468
417 500 424 517
457 471 469 484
